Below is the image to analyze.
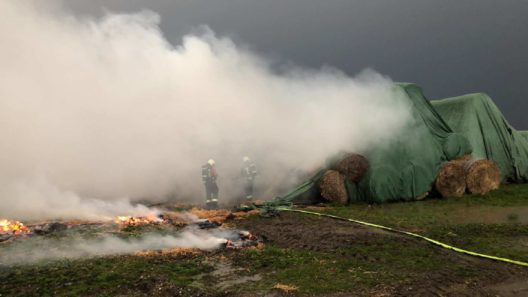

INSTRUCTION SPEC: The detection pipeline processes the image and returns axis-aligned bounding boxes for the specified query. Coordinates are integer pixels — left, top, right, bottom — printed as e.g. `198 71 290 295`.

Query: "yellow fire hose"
277 208 528 267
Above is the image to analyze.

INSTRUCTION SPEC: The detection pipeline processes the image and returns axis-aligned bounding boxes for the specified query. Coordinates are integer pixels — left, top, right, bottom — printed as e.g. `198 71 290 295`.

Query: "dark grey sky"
64 0 528 128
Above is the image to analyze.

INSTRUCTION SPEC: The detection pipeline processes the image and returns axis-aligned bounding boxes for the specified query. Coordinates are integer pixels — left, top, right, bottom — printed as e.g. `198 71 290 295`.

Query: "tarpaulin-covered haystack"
431 93 528 183
274 83 473 204
520 131 528 142
264 84 528 206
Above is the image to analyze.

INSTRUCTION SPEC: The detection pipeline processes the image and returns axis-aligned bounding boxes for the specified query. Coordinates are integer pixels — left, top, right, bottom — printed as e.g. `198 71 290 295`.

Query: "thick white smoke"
0 228 230 266
0 1 412 221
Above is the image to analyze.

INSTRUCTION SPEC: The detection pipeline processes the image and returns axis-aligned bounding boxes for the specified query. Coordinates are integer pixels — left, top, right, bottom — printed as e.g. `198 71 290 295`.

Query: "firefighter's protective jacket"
202 164 218 183
241 162 257 181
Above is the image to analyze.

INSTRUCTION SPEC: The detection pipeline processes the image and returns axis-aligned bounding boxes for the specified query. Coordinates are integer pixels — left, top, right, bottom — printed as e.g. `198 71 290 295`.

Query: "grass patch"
0 255 212 297
469 184 528 206
305 184 528 268
507 213 519 222
424 223 528 262
230 241 476 295
317 184 528 231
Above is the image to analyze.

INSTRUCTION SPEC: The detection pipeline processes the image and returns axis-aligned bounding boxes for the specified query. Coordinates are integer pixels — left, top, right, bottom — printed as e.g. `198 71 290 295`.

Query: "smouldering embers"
224 230 260 249
0 211 261 265
114 214 163 226
112 213 260 249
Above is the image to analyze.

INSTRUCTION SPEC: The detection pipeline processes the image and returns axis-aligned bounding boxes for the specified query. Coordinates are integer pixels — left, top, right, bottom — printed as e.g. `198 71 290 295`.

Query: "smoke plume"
0 228 231 266
0 1 412 221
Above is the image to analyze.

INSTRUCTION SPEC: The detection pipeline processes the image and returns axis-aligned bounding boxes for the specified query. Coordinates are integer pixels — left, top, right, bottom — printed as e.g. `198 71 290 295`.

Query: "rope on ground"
277 208 528 267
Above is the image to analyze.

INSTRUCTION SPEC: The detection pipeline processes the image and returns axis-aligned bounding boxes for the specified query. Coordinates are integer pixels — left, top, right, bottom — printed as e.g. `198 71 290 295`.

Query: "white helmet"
207 159 215 165
243 156 250 162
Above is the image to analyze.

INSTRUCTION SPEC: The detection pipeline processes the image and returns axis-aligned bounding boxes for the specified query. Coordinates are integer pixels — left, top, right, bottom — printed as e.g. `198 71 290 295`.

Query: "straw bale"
466 159 501 194
335 153 369 182
435 160 466 198
319 170 348 204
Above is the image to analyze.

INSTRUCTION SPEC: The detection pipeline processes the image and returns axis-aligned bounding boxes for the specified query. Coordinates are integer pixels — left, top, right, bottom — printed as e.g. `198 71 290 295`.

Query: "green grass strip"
278 208 528 267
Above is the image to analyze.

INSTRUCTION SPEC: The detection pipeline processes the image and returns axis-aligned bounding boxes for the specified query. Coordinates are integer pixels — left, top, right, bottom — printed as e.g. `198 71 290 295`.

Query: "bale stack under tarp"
334 153 369 182
435 156 501 198
435 160 467 198
271 83 474 205
318 170 348 204
431 93 528 182
465 159 501 194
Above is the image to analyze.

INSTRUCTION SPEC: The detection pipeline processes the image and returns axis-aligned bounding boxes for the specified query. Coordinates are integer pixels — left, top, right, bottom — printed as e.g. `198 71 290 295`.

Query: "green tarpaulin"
520 131 528 142
431 93 528 183
275 83 472 204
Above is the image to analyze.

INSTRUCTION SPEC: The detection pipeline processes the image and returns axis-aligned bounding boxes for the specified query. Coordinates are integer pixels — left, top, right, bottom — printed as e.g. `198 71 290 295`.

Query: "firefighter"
202 159 219 209
241 156 258 200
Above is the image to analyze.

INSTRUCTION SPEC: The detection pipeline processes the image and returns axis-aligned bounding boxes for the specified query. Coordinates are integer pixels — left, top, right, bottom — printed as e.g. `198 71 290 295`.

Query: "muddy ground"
235 212 528 296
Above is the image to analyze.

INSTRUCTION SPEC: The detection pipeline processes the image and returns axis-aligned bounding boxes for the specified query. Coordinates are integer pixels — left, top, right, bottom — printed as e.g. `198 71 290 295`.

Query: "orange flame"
0 219 30 235
114 214 162 226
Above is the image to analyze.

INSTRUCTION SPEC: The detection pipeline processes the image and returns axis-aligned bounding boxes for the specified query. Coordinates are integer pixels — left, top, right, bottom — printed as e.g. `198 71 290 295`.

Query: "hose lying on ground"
277 208 528 267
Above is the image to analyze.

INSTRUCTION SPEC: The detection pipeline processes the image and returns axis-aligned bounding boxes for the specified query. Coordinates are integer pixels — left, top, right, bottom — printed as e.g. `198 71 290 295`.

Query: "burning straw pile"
1 219 30 242
435 156 501 198
1 219 30 235
188 208 260 225
0 208 263 265
114 215 162 226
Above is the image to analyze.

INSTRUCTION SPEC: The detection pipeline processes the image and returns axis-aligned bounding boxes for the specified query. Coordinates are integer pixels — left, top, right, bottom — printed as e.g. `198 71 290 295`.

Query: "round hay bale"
335 153 369 182
318 170 348 204
435 160 466 198
466 159 501 195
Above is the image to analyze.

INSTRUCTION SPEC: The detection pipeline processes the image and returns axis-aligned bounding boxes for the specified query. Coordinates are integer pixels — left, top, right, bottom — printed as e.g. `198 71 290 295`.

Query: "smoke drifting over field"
0 228 229 266
0 1 411 220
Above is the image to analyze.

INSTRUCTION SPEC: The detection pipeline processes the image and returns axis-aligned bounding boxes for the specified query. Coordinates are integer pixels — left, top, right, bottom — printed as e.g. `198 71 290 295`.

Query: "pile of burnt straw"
0 208 262 250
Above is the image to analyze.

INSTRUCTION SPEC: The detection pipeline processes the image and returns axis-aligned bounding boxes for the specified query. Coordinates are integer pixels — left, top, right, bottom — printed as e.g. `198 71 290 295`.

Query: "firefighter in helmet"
241 156 258 200
202 159 219 209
